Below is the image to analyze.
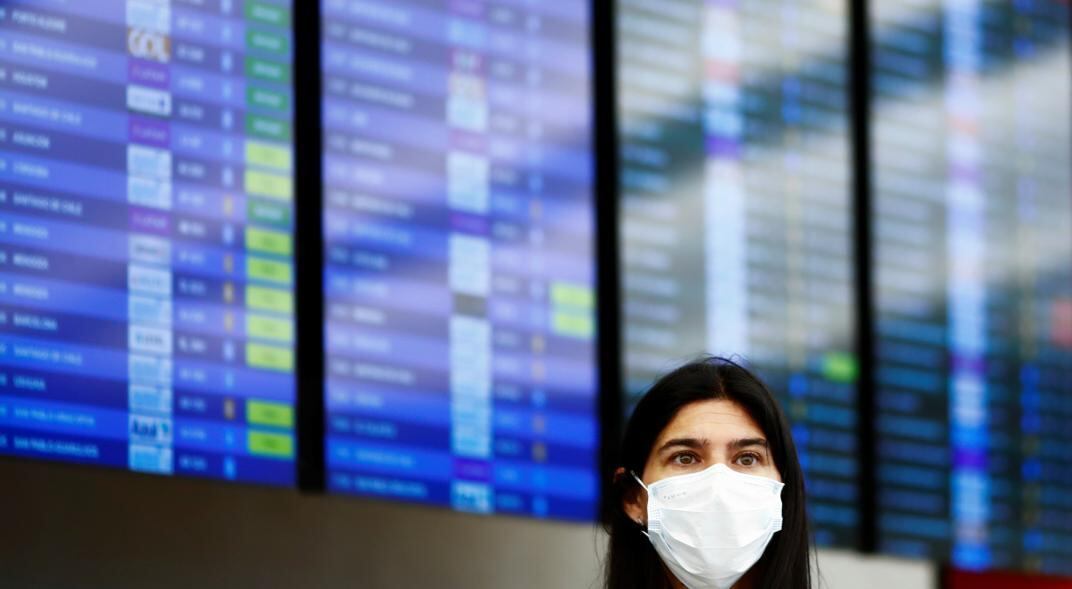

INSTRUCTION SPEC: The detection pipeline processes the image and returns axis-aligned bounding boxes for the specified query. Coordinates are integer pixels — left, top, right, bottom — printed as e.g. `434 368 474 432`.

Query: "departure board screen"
618 0 858 546
0 1 297 485
321 1 599 520
873 0 1072 575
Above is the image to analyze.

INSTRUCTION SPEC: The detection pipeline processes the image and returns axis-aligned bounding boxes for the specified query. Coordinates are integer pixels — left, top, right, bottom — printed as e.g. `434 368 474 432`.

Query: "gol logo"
128 28 171 62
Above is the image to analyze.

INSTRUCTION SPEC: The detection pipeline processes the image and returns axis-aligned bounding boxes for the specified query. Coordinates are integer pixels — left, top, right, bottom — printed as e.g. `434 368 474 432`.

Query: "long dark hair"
603 356 813 589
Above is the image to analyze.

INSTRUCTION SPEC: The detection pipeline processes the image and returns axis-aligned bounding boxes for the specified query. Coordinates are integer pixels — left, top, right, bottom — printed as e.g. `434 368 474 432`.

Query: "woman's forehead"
656 399 764 444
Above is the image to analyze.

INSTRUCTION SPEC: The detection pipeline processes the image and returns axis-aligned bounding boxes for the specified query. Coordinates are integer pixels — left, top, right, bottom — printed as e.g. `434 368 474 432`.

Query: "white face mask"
632 463 784 589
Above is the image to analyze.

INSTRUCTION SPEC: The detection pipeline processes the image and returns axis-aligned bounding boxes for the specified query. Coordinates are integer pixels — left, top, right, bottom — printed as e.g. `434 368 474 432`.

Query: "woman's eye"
672 453 697 466
736 453 760 467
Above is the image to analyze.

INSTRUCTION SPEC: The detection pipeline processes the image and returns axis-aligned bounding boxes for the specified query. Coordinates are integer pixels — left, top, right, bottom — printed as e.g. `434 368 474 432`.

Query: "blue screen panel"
0 0 297 486
321 1 600 521
617 0 859 547
873 0 1072 575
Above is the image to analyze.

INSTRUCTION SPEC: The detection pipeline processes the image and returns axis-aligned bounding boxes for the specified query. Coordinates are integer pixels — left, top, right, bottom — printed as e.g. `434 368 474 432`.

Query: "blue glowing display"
618 0 859 547
873 0 1072 575
0 0 298 485
321 0 600 521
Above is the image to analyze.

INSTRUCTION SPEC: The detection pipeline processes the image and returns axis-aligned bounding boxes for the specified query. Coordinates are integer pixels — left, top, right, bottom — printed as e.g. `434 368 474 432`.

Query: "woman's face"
624 398 781 523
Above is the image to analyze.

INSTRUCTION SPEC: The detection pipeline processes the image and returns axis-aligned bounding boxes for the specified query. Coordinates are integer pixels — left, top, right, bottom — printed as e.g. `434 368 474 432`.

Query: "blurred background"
0 0 1070 587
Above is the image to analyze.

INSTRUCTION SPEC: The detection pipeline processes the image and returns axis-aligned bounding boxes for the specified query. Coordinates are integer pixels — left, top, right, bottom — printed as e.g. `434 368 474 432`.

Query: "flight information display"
0 0 297 485
873 0 1072 575
321 1 599 520
618 0 859 546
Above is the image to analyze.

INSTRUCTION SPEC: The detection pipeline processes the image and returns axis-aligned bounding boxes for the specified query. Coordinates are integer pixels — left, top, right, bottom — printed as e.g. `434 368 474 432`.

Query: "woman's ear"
615 467 647 525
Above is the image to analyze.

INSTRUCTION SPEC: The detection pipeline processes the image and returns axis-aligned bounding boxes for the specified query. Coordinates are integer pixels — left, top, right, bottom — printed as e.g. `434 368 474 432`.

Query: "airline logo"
447 95 489 133
128 295 173 326
126 0 171 34
127 85 172 117
448 234 490 297
129 414 174 445
128 144 173 180
446 151 490 213
451 481 493 513
449 315 492 398
128 264 173 297
129 234 172 265
128 354 174 387
129 443 174 474
129 324 174 356
128 384 173 414
128 176 173 210
447 72 488 132
128 28 171 63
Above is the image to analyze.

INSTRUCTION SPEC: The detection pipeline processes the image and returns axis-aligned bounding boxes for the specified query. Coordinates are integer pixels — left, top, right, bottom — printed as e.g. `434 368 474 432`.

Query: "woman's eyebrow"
728 437 768 450
655 437 768 455
655 437 706 454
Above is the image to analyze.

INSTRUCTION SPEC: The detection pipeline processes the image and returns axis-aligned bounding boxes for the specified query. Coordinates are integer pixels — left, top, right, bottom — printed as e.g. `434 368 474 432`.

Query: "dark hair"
603 356 813 589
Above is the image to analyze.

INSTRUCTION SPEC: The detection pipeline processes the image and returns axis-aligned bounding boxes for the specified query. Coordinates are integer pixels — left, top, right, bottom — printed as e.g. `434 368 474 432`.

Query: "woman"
604 356 812 589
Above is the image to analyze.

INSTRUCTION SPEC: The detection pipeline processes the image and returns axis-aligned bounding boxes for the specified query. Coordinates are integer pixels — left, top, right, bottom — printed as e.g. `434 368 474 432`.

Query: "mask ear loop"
629 471 651 538
630 470 649 492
